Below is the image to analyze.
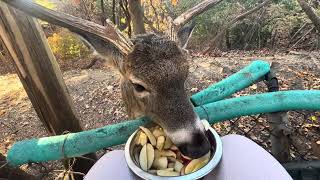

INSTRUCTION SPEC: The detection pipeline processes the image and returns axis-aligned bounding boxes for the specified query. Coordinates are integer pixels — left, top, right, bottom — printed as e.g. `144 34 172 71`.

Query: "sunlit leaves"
47 31 90 59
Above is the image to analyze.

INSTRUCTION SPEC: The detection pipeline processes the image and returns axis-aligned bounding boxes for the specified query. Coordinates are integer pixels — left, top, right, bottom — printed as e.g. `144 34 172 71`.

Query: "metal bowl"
124 120 223 180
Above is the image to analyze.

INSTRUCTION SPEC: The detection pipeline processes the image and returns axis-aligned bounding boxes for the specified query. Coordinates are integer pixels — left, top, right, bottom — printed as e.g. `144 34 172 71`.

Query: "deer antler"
1 0 133 56
172 0 223 30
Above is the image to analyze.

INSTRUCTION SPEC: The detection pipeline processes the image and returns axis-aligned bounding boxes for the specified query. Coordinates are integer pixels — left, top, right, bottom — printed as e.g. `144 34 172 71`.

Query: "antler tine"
1 0 133 56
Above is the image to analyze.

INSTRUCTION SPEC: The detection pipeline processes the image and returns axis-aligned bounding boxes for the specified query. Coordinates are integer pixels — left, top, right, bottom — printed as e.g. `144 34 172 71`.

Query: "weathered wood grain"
0 3 96 177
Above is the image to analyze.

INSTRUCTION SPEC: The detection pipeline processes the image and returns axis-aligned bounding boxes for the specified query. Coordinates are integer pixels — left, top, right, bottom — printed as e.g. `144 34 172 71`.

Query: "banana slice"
157 169 180 177
156 136 165 150
152 157 168 169
140 126 157 146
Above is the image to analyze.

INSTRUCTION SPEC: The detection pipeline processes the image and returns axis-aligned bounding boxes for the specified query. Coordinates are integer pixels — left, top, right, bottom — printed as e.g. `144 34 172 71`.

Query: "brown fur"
92 33 210 158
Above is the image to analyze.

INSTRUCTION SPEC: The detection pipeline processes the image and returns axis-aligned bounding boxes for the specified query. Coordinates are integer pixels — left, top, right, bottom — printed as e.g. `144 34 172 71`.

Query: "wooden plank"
0 3 96 177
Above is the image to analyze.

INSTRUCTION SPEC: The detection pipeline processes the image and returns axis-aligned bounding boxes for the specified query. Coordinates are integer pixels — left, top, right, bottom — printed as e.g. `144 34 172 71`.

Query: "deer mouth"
171 129 211 159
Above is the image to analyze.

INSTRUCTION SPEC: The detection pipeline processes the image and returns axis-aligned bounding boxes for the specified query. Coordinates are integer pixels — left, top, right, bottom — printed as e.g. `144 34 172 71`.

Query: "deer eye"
133 83 146 92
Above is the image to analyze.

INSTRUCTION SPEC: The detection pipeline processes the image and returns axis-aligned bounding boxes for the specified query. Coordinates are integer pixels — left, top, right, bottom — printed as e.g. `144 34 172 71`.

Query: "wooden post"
265 63 291 163
0 3 95 178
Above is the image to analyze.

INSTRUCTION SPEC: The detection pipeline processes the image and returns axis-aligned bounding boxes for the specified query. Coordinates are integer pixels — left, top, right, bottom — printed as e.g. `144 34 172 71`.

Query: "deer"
3 0 211 158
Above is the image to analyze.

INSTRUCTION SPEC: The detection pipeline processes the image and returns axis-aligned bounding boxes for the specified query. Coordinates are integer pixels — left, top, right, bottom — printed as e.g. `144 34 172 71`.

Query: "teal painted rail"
7 90 320 166
191 60 270 106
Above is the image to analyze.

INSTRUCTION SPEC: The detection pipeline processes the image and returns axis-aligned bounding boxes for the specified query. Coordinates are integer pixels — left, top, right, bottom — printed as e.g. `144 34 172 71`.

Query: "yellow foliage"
171 0 178 6
47 31 90 60
35 0 56 9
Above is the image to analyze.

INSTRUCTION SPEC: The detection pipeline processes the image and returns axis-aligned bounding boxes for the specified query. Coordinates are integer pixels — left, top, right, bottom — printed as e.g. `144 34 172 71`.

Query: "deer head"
3 0 210 158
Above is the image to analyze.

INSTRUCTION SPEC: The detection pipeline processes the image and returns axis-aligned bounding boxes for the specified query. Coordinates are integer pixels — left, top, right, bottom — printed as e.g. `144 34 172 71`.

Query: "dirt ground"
0 50 319 179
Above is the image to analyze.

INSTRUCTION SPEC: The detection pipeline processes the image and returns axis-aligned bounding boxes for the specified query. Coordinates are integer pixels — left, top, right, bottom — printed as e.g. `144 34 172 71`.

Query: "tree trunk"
119 0 132 37
128 0 146 35
112 0 116 24
298 0 320 33
0 3 96 178
205 0 271 53
100 0 106 25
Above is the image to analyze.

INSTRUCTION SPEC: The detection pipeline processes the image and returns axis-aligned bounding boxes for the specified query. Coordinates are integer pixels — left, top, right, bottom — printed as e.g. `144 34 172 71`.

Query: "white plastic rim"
124 120 223 180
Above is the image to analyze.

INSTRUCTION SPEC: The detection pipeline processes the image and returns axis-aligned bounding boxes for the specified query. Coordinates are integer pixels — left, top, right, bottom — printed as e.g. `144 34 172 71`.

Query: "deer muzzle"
153 92 211 159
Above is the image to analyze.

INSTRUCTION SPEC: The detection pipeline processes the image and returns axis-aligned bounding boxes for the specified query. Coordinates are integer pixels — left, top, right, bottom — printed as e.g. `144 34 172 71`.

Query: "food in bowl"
131 125 212 177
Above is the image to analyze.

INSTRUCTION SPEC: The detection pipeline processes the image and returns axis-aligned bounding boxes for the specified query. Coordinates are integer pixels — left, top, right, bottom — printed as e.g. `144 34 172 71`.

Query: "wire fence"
213 110 320 162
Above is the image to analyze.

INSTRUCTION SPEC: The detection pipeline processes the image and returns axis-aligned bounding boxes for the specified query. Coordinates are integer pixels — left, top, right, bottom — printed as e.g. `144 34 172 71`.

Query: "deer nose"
178 132 211 159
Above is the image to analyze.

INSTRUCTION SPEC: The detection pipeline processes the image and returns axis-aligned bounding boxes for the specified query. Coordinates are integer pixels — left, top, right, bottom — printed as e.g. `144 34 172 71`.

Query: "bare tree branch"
291 26 315 48
128 0 146 35
298 0 320 33
204 0 271 53
1 0 133 56
290 22 309 41
173 0 223 30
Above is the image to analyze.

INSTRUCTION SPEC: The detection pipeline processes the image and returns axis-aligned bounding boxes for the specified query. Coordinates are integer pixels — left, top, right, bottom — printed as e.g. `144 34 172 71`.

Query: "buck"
3 0 211 158
90 29 210 158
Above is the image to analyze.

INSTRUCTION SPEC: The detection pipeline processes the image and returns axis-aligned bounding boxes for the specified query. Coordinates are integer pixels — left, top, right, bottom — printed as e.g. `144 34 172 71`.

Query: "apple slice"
180 166 186 176
191 158 210 173
170 145 179 151
140 126 156 146
168 162 175 168
133 145 142 166
159 150 176 158
167 157 176 163
152 128 165 138
184 151 211 174
138 132 148 146
148 169 157 175
174 161 184 173
156 136 165 150
133 131 141 145
157 169 180 177
164 136 172 149
139 144 148 171
152 157 168 169
146 143 155 169
154 149 160 159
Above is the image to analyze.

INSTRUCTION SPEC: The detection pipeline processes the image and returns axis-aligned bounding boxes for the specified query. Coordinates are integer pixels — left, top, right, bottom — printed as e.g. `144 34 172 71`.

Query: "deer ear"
177 21 196 49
